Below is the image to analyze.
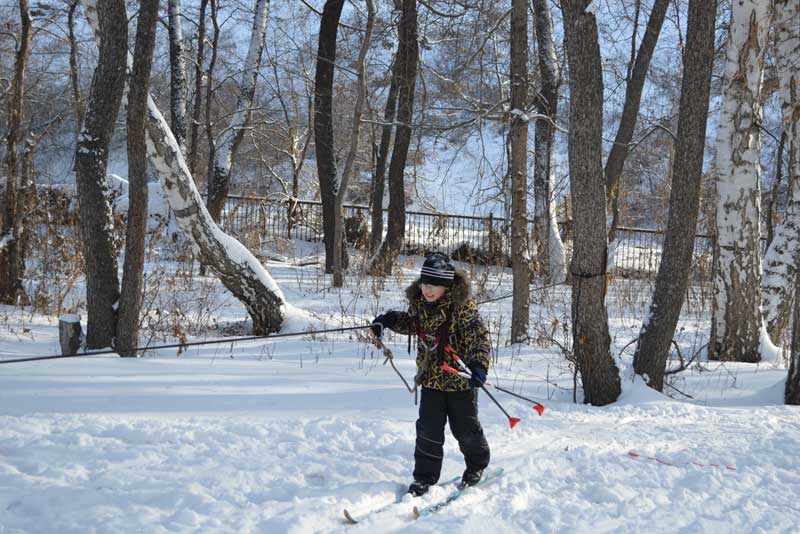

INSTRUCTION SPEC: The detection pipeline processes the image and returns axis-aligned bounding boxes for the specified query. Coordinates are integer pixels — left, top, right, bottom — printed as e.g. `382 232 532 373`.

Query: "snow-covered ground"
1 250 798 533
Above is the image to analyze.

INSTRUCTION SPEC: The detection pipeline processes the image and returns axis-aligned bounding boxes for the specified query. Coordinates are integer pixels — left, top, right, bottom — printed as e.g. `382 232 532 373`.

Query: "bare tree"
333 0 375 287
509 0 530 343
788 267 800 404
633 0 718 391
373 0 418 275
562 0 621 406
761 0 799 342
117 0 160 357
80 0 287 335
531 0 566 285
370 56 399 255
605 0 670 239
68 0 84 127
74 0 127 348
313 0 345 274
187 0 209 177
167 0 189 155
0 0 33 305
206 0 271 222
711 0 773 362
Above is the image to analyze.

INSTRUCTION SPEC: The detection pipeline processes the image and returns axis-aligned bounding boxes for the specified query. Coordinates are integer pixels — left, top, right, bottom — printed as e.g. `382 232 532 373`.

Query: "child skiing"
371 252 492 497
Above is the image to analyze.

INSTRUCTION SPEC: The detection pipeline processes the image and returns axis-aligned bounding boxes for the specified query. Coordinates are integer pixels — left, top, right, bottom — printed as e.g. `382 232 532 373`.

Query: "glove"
370 311 400 338
467 364 487 388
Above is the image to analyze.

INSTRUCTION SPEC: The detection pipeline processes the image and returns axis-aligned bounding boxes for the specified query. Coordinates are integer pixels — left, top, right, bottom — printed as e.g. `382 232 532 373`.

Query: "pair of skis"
342 467 504 524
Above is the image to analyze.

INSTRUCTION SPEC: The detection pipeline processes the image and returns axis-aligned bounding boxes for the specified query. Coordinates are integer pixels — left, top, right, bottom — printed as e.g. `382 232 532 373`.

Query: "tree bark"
562 0 621 406
117 0 159 357
207 0 271 222
68 0 84 127
760 0 799 342
187 0 208 177
333 0 375 287
788 265 800 405
373 0 418 275
167 0 189 156
80 0 287 335
74 0 127 348
313 0 344 274
532 0 566 285
370 56 400 255
509 0 530 343
633 0 717 391
0 0 32 305
605 0 670 235
711 0 772 362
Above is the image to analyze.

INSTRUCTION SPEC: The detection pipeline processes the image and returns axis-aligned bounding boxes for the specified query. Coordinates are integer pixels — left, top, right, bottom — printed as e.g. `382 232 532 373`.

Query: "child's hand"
370 311 400 338
467 364 487 388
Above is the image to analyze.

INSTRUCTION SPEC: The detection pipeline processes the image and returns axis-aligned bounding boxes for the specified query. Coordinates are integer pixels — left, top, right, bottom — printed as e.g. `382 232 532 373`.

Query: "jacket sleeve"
455 301 491 370
389 303 417 336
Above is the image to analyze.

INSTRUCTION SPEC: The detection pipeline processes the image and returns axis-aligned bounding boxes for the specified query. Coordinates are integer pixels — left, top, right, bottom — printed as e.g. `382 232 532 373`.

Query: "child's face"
421 283 447 302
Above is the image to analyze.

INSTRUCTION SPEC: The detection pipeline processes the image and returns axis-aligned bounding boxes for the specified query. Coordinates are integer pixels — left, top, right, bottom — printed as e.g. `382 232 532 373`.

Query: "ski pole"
440 362 520 429
448 353 545 416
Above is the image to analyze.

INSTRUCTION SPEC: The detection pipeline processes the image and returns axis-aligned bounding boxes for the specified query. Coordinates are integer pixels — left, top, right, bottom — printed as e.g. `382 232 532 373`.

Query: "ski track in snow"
1 257 798 533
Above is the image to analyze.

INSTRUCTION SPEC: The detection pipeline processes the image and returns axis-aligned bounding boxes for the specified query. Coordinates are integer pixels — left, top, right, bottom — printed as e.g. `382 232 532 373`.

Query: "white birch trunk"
761 0 800 341
167 0 189 155
80 0 286 334
712 0 773 362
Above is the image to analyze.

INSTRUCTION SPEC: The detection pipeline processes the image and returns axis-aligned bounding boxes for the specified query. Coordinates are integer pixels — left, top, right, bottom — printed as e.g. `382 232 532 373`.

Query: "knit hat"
420 252 455 286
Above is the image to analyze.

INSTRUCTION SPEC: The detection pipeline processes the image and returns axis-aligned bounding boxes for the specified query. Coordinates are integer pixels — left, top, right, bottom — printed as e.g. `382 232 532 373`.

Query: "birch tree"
117 0 159 357
562 0 621 405
80 0 286 335
74 0 127 349
711 0 773 362
372 0 418 275
187 0 209 177
761 0 800 342
509 0 530 342
531 0 566 284
0 0 33 305
370 56 399 255
167 0 189 156
633 0 718 391
206 0 271 223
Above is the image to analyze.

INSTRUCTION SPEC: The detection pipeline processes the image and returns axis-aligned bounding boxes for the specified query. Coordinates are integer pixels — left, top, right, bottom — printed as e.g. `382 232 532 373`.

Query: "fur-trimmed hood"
405 270 471 307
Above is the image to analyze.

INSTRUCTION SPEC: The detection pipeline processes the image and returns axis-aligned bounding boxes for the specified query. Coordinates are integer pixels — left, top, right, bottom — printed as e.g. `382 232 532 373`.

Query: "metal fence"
219 195 716 280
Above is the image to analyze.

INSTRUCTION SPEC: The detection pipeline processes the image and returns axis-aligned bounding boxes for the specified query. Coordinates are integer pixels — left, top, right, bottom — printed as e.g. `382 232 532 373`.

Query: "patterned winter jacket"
388 271 491 392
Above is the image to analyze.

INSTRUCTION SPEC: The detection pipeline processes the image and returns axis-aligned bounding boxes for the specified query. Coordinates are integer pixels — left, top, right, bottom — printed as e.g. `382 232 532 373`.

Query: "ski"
412 467 504 519
342 475 461 524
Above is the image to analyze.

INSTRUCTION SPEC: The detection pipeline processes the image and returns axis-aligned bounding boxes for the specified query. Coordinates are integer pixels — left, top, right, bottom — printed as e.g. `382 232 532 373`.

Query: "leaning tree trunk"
313 0 344 274
562 0 621 406
633 0 717 391
0 0 32 305
711 0 772 362
167 0 189 156
80 0 286 335
333 0 375 287
509 0 530 343
373 0 418 275
532 0 566 284
370 56 399 255
605 0 670 238
74 0 127 349
761 0 800 342
206 0 271 222
117 0 159 357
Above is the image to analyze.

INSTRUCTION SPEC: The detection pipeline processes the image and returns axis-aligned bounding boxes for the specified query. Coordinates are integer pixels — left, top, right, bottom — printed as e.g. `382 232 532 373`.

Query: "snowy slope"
1 257 798 533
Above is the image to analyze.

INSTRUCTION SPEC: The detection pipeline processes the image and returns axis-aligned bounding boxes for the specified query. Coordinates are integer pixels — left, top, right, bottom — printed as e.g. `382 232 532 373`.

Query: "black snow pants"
413 387 490 485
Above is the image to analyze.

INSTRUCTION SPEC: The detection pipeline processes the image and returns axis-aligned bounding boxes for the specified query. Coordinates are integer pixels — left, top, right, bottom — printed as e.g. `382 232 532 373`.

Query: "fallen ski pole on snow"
440 361 520 429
